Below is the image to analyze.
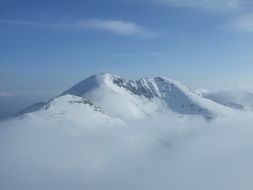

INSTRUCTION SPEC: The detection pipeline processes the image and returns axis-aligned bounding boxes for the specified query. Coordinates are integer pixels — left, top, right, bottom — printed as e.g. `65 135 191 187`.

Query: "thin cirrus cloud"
153 0 242 10
149 0 253 33
227 13 253 32
0 91 14 97
78 19 155 37
0 19 155 37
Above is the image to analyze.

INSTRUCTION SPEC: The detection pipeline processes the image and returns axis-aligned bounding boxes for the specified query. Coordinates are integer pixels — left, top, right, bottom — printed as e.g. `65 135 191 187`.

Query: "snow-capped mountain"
16 72 240 124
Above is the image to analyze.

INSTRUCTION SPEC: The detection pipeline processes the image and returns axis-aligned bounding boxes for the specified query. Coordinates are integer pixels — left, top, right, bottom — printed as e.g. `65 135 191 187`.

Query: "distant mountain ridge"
199 89 253 111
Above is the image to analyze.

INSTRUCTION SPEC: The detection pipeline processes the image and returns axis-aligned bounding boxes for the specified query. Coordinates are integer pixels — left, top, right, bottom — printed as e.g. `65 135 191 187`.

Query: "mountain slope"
18 94 121 127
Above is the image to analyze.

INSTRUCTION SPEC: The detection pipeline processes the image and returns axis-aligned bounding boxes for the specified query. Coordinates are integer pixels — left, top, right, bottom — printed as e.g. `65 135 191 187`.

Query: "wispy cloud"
80 19 155 37
153 0 243 11
97 51 162 57
148 0 253 34
227 13 253 32
0 91 14 97
0 19 155 37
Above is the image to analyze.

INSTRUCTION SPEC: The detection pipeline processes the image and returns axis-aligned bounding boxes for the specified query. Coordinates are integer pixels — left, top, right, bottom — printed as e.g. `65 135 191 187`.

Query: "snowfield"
1 73 253 190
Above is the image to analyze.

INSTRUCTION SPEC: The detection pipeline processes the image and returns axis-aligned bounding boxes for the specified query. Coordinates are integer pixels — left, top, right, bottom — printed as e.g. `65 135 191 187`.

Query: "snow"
21 94 123 127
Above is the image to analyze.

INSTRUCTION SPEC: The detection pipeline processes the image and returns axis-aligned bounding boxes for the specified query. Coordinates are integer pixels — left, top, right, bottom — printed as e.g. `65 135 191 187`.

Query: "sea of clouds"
1 112 253 190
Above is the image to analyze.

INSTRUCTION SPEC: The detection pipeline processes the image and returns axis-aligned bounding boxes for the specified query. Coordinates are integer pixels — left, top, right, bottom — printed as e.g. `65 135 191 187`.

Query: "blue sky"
1 0 253 101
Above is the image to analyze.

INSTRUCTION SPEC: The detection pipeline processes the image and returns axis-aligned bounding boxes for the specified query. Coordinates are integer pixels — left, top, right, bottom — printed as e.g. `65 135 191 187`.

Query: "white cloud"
0 19 154 37
227 13 253 32
0 91 14 97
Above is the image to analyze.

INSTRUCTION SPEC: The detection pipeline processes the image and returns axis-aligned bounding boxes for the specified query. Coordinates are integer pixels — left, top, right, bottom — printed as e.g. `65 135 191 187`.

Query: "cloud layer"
1 112 253 190
228 13 253 32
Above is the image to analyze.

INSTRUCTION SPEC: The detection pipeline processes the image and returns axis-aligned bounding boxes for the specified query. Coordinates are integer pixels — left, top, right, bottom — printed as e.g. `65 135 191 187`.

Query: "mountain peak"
60 73 126 96
95 72 124 81
61 73 188 98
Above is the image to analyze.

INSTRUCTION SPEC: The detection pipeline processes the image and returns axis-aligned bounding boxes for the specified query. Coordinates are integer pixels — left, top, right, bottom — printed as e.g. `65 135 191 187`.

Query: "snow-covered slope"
18 94 121 127
61 73 166 119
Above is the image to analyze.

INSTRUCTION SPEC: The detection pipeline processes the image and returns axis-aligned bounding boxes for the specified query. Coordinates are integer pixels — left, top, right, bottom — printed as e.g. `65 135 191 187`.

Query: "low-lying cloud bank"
0 113 253 190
